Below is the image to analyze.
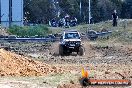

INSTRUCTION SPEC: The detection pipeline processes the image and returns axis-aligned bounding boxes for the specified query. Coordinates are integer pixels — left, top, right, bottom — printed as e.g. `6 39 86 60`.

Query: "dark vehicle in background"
87 30 112 40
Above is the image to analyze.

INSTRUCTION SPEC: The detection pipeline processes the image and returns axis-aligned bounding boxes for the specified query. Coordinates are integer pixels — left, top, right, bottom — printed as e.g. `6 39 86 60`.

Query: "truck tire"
59 45 64 56
78 46 84 56
65 50 71 56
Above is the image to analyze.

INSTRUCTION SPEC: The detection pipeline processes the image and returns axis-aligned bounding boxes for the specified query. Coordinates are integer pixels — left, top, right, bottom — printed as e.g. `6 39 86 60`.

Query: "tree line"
24 0 132 24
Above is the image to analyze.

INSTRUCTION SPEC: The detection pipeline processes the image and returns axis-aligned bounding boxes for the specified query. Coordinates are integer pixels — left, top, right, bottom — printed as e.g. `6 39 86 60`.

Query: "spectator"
65 14 70 27
112 10 118 27
51 18 57 27
70 17 77 26
49 21 51 26
62 18 66 27
58 18 64 27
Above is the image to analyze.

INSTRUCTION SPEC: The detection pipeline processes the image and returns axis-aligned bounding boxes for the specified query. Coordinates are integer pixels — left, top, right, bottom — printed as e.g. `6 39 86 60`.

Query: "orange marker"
81 67 89 78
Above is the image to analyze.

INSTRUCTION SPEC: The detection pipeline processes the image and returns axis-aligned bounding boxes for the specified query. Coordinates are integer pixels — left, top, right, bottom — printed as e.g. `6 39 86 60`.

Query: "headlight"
61 41 65 44
62 41 69 44
76 41 81 45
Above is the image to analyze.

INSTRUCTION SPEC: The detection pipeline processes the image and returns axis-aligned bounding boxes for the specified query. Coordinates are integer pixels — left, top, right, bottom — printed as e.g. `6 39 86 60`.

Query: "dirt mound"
0 49 63 77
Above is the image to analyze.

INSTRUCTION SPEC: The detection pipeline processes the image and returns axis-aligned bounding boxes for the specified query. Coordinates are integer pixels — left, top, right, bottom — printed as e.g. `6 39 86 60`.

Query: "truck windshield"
65 33 80 39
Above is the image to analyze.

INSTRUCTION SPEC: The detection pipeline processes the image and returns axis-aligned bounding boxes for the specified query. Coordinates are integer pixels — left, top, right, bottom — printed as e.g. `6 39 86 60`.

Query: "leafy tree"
24 0 53 24
91 0 100 22
122 0 132 18
23 0 128 24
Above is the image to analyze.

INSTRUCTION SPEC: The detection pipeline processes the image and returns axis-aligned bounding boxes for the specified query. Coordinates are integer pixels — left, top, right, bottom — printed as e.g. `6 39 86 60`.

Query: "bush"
8 25 51 37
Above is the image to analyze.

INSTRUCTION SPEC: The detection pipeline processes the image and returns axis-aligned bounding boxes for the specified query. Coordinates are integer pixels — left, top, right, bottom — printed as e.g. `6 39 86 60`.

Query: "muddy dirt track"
50 41 132 88
46 41 132 65
0 40 131 88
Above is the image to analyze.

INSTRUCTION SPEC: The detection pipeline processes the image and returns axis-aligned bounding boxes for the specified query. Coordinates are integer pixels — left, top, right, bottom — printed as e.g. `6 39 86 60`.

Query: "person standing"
112 10 118 27
65 14 70 27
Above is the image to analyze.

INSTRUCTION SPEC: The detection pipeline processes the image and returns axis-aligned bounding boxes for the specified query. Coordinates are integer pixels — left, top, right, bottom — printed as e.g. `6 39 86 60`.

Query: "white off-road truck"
59 30 84 56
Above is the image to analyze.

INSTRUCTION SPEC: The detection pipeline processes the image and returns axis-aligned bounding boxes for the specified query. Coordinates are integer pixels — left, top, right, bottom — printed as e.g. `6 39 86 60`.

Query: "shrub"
8 25 51 37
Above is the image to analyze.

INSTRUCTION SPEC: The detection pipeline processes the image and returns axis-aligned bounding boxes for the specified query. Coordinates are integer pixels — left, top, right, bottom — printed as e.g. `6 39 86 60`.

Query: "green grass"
77 19 132 44
8 25 51 37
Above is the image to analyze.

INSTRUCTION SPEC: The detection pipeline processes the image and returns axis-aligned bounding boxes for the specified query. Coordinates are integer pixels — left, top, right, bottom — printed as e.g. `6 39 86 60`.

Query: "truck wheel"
65 50 71 56
78 46 84 56
59 45 64 56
